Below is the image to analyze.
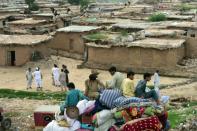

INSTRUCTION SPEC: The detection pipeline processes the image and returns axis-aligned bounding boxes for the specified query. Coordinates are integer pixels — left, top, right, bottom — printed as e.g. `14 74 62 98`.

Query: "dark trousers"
143 90 159 101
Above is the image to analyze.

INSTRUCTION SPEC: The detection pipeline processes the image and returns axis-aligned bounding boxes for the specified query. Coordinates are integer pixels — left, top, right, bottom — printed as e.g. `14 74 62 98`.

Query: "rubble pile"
178 58 197 68
177 118 197 131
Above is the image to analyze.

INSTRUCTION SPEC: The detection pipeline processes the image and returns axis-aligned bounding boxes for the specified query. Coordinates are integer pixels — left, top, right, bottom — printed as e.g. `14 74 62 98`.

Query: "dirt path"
161 82 197 101
0 56 189 92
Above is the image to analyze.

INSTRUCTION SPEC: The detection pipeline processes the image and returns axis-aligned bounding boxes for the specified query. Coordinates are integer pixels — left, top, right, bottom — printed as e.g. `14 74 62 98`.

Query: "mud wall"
0 47 6 65
185 37 197 58
87 45 185 70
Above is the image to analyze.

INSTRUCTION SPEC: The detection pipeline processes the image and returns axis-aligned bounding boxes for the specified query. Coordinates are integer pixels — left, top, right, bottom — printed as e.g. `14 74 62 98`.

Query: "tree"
25 0 39 11
80 0 90 12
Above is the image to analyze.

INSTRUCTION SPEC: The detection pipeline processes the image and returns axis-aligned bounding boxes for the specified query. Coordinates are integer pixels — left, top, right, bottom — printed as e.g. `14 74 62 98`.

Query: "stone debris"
178 58 197 68
177 118 197 131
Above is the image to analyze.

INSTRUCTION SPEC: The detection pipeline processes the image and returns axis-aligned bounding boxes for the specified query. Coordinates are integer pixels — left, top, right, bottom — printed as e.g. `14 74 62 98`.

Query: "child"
60 82 89 113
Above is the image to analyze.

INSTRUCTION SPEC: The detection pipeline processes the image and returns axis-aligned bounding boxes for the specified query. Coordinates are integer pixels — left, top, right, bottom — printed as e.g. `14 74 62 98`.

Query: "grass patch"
168 103 197 128
121 30 129 37
148 13 166 22
4 112 21 117
0 89 65 101
84 32 108 41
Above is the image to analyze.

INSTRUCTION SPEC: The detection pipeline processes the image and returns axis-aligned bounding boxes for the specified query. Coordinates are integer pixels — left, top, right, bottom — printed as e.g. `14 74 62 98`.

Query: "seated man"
121 71 135 98
135 73 160 105
60 82 89 112
107 66 125 90
85 73 105 100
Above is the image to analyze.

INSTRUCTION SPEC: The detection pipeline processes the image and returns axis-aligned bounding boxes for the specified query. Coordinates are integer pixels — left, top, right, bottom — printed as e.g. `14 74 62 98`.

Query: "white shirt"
26 71 33 80
33 70 42 80
52 67 60 77
154 72 160 86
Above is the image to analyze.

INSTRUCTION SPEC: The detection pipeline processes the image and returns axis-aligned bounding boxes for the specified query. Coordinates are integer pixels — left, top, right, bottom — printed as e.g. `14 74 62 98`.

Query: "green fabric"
144 107 154 116
65 89 88 107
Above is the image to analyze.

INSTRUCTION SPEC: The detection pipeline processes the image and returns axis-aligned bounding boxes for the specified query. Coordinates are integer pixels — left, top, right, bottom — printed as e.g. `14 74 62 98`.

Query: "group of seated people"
60 66 160 112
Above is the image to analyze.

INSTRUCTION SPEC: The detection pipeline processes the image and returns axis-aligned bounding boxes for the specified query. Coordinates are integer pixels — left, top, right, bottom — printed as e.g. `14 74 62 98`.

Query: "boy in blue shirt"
60 82 89 112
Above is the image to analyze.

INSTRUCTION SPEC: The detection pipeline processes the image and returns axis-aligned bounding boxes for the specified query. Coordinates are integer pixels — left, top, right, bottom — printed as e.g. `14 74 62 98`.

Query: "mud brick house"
167 21 197 58
0 34 52 66
84 36 186 72
6 18 56 35
49 25 102 59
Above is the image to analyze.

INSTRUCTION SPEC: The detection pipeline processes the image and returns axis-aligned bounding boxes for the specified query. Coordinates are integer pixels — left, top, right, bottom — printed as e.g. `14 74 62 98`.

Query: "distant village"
0 0 196 76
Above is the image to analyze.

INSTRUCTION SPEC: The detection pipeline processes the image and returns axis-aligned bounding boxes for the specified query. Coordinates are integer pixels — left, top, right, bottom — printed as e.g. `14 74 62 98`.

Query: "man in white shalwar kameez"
26 68 33 90
154 70 160 97
52 64 60 87
33 67 43 91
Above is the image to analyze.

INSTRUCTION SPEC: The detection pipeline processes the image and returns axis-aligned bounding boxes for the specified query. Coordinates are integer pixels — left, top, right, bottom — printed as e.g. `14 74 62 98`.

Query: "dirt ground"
0 56 190 92
0 98 57 131
0 57 197 130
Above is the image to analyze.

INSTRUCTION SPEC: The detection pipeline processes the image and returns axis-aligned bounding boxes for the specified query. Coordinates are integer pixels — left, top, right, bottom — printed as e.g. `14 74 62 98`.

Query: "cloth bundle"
43 120 81 131
77 100 95 115
92 110 114 126
94 119 116 131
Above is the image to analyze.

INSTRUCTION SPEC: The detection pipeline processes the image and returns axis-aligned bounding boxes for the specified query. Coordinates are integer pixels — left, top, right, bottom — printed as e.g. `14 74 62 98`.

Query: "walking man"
33 67 43 91
52 64 60 87
26 68 33 90
62 65 69 84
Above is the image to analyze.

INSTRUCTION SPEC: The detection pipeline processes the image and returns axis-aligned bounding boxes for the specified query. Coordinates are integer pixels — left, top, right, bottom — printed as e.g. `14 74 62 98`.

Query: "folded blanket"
99 89 122 108
112 96 150 108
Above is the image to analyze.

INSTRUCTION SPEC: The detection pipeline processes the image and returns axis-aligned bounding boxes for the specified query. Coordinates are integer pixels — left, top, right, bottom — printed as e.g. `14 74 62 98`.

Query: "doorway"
69 39 74 51
7 51 16 66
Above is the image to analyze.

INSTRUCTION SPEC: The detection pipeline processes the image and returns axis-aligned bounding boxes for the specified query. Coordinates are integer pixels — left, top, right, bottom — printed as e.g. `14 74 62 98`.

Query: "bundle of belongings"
44 89 170 131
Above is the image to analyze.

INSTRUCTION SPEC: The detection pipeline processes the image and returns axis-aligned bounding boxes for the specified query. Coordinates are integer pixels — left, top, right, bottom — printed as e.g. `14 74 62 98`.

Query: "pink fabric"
109 125 119 131
84 105 95 114
76 129 92 131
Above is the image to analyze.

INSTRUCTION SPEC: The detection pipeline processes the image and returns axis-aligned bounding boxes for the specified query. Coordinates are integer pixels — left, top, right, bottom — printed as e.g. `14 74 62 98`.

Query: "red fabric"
157 111 168 129
122 116 162 131
81 114 93 125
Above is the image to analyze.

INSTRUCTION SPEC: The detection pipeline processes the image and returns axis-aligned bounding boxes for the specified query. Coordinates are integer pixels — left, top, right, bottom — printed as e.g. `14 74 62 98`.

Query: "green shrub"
121 30 128 36
84 33 108 41
148 13 166 22
68 0 80 5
